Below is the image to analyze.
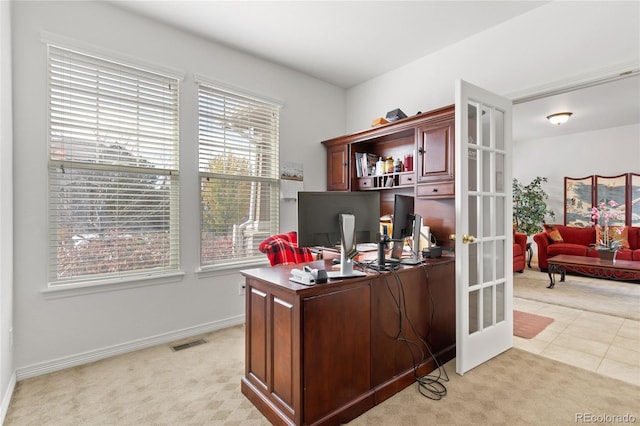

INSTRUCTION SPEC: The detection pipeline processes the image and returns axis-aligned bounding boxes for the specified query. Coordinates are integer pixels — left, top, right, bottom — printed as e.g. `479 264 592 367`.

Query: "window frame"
196 75 281 270
46 43 183 289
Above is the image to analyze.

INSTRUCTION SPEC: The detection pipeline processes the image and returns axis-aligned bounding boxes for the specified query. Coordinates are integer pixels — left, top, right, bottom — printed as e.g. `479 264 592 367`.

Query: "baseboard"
16 315 245 381
0 371 16 424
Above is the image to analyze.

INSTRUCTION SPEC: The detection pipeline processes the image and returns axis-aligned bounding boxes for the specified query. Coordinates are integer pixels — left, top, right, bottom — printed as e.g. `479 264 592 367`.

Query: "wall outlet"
238 281 246 296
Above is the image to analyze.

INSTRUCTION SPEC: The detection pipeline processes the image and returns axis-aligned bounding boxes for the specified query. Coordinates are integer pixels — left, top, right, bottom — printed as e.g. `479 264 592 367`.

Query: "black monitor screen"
392 194 415 240
297 191 381 248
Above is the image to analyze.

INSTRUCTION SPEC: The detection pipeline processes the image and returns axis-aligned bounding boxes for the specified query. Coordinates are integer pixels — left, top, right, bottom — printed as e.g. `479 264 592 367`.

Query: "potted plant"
513 177 555 236
591 199 624 260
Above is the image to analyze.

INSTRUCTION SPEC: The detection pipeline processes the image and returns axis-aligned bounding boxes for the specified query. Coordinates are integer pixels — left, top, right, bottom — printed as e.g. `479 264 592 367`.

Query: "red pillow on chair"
259 232 314 266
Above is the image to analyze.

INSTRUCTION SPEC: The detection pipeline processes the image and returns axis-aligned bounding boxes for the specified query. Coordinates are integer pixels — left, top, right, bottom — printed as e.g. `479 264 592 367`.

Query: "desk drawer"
417 181 454 197
399 173 415 186
358 177 374 190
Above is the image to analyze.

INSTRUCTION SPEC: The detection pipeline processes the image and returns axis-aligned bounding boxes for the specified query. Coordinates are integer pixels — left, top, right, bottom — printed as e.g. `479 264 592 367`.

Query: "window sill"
196 259 269 279
42 271 185 299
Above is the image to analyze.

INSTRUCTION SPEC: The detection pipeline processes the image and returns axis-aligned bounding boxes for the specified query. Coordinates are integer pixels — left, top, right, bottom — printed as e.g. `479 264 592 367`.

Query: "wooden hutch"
321 105 456 248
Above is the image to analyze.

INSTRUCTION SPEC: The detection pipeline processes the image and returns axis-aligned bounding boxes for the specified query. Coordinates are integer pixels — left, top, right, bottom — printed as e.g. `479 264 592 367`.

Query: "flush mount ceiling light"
546 112 573 125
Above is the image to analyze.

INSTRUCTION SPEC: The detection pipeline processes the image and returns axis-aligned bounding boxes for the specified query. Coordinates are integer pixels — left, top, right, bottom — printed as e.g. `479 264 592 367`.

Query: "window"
198 80 280 267
48 45 180 285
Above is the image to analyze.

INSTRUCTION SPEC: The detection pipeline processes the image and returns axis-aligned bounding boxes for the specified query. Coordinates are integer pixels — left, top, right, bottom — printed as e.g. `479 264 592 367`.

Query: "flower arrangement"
590 199 624 251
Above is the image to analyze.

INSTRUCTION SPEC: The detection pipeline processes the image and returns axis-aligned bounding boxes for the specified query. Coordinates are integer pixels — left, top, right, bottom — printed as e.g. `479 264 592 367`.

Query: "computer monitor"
297 191 381 277
392 194 415 240
391 194 422 264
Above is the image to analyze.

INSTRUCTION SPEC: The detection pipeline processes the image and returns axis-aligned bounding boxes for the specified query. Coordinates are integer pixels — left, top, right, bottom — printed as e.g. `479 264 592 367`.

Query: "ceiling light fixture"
546 112 573 125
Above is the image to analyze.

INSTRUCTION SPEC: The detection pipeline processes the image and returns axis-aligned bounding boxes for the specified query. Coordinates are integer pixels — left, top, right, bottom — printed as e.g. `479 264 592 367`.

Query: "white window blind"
198 83 280 266
48 45 180 285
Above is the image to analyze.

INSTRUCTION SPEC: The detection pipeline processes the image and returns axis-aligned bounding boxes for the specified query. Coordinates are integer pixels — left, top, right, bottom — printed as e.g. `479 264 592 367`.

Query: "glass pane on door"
483 240 494 282
482 150 491 191
469 289 479 334
496 282 505 322
483 286 494 328
469 243 479 286
497 239 505 280
482 196 492 237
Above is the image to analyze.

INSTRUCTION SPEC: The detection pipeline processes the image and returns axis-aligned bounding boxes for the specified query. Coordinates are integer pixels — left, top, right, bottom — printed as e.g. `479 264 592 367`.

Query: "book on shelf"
355 152 379 177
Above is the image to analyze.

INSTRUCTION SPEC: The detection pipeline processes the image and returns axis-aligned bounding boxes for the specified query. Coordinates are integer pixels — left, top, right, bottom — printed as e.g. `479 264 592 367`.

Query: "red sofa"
533 224 640 271
513 232 527 272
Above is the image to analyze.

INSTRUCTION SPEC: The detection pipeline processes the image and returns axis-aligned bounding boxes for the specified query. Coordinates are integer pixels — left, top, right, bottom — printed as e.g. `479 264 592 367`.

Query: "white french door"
454 79 513 375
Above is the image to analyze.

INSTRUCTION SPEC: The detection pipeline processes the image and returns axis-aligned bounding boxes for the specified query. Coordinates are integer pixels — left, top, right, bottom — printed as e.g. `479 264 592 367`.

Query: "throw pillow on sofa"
595 225 630 249
543 224 564 243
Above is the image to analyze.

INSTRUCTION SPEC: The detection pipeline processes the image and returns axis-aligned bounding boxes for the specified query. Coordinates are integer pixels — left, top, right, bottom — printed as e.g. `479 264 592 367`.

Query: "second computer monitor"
392 194 415 241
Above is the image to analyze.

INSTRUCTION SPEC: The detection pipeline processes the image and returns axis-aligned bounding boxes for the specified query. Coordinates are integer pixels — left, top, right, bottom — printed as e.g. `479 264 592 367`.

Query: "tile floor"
513 296 640 387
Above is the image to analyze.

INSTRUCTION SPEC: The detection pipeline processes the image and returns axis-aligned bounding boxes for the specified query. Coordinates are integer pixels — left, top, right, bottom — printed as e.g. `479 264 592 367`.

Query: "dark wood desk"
240 257 455 425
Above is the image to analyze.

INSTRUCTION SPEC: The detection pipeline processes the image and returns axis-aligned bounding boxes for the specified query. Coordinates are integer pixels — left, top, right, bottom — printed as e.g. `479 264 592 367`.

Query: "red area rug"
513 310 554 339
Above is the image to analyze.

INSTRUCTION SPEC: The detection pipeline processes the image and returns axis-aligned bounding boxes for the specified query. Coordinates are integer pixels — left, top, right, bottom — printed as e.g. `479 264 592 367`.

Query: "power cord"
386 264 450 400
356 258 450 399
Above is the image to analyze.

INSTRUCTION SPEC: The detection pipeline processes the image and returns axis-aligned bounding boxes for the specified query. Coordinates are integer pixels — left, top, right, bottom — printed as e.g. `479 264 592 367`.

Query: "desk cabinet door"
417 119 454 184
302 284 371 424
326 143 350 191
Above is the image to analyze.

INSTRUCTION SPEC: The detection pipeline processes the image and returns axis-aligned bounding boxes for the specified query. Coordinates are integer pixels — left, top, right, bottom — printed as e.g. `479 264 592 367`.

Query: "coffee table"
547 254 640 289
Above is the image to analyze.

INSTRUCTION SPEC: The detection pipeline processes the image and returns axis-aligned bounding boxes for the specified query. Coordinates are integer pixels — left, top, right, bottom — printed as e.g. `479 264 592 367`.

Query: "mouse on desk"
331 258 340 265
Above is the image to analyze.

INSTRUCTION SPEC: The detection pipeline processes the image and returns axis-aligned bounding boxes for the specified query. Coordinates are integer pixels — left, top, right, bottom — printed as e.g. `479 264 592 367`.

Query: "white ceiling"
513 75 640 142
110 0 639 141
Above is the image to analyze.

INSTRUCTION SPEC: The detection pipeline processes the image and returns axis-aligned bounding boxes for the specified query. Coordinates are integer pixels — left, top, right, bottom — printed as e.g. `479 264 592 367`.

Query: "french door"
454 79 513 375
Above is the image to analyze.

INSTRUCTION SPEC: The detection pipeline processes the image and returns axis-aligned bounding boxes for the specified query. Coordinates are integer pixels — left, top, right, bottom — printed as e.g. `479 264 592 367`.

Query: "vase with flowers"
590 199 624 261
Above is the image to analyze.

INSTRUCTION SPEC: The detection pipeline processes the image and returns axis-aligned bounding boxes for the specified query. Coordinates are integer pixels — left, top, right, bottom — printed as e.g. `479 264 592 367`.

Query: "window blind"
48 45 180 284
198 84 280 266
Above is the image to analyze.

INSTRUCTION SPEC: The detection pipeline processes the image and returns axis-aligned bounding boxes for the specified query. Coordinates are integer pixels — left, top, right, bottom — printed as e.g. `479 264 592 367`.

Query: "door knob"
462 234 476 244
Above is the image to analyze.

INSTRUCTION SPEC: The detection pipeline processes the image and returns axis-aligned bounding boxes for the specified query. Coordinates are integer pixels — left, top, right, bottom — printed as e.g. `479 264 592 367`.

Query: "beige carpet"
513 310 554 339
5 325 640 426
514 267 640 321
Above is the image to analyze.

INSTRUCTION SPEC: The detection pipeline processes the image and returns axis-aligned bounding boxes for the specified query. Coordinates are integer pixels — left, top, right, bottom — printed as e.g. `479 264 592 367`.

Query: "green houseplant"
513 177 555 236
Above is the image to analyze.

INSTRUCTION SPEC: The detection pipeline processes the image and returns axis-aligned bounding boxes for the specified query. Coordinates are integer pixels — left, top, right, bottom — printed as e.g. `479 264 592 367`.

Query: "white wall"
513 124 640 224
345 1 639 132
1 0 15 419
11 1 344 376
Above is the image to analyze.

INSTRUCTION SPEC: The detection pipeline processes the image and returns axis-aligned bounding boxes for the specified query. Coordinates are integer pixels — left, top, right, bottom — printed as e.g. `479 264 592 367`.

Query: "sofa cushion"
596 225 630 249
555 225 596 246
627 227 640 250
633 249 640 262
547 243 589 257
544 224 564 243
614 249 634 261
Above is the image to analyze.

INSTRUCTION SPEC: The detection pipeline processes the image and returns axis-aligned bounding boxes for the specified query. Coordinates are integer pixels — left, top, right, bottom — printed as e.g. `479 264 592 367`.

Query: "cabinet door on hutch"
417 119 454 184
325 143 350 191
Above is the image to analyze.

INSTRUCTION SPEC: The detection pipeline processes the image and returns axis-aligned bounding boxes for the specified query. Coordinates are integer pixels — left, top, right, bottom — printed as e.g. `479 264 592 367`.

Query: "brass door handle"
462 234 476 244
